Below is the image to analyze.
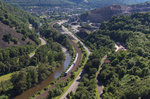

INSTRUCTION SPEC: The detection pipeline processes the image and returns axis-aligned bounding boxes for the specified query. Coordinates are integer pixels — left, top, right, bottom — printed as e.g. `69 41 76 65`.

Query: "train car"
64 53 78 76
73 53 78 64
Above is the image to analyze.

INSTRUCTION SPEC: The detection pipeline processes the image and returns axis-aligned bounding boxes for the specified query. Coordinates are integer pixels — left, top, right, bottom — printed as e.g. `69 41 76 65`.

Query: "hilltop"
80 2 150 23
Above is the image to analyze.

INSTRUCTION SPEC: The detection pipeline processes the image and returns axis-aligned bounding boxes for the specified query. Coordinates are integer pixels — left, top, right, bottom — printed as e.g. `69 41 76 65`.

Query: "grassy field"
0 73 14 82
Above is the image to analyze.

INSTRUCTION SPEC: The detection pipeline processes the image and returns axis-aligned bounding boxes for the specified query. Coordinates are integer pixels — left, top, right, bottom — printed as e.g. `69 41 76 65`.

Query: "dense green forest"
0 0 74 98
0 0 40 44
2 0 150 98
47 42 87 99
0 21 73 98
11 40 65 94
0 39 65 98
39 22 73 55
69 51 102 99
77 12 150 98
0 45 36 75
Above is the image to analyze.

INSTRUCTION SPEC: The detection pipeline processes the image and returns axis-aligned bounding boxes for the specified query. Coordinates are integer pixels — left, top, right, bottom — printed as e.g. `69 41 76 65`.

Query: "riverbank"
14 46 72 99
35 37 82 99
29 44 75 98
59 42 89 99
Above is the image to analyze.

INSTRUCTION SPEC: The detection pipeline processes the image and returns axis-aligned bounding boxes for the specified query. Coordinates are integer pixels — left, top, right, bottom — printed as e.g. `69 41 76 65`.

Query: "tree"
11 71 28 93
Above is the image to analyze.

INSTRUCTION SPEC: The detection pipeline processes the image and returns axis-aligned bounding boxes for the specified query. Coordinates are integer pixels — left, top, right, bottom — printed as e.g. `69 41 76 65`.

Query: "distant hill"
80 0 150 7
3 0 76 7
3 0 150 8
0 0 40 46
80 2 150 23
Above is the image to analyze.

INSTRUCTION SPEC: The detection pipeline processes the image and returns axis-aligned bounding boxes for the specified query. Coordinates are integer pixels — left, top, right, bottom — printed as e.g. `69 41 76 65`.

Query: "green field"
0 73 14 82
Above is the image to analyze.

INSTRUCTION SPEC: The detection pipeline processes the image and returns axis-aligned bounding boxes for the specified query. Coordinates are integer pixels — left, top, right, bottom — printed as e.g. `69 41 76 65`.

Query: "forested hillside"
0 0 40 45
0 22 35 47
77 12 150 98
0 0 74 98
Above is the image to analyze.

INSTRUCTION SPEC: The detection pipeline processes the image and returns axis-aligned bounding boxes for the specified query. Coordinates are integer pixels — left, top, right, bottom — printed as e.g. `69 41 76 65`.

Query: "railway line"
65 53 78 76
35 22 82 99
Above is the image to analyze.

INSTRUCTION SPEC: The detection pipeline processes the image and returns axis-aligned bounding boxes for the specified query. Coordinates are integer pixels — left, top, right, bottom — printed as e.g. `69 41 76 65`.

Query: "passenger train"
64 53 78 76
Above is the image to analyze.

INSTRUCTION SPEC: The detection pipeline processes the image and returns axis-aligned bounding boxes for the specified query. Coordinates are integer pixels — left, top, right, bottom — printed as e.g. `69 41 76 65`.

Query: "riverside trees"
0 1 68 98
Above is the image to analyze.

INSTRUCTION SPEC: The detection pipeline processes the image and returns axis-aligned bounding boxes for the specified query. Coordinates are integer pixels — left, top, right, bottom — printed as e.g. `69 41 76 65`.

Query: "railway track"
35 23 82 99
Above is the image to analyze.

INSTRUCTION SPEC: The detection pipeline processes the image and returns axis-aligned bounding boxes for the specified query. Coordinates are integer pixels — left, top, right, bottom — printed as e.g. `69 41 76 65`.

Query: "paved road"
35 22 83 99
60 70 83 99
60 24 91 99
61 25 91 55
29 37 46 58
35 38 82 99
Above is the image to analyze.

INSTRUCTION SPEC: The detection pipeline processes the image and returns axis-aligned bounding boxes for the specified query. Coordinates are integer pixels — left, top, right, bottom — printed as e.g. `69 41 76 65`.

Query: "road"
35 38 82 99
35 20 91 99
29 37 46 58
35 22 83 99
61 25 91 55
59 22 91 99
39 37 47 45
96 55 107 99
60 70 83 99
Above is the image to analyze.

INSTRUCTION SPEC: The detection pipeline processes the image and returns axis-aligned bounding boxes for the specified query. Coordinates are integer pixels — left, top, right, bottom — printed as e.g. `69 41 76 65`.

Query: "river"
15 47 72 99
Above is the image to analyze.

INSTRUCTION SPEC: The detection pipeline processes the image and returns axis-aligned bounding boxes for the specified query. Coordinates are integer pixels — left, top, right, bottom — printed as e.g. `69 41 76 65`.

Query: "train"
64 53 78 76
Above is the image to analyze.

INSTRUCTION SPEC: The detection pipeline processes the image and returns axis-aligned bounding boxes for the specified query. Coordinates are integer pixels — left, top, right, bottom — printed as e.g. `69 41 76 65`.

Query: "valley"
1 0 150 99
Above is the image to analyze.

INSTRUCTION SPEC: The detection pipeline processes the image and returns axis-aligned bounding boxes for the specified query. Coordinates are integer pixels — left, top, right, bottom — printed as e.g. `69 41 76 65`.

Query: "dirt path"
29 37 46 58
39 37 46 45
96 55 107 99
96 43 127 98
115 43 126 52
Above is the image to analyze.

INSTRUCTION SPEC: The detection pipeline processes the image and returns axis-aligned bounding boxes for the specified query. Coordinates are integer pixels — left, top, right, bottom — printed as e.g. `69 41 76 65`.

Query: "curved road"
36 21 90 99
39 37 47 45
36 20 91 99
35 38 82 99
59 22 91 99
35 21 83 99
29 37 46 58
61 24 91 55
